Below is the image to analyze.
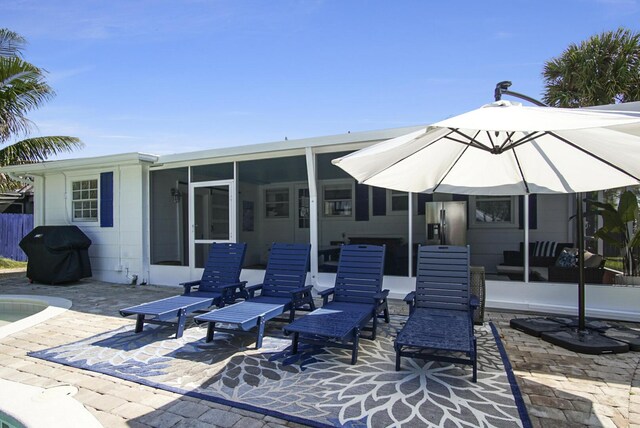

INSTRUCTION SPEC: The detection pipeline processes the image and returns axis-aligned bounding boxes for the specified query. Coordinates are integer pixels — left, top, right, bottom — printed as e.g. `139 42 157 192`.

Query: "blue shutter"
372 187 386 216
518 194 537 230
355 182 369 221
417 193 433 215
100 172 114 227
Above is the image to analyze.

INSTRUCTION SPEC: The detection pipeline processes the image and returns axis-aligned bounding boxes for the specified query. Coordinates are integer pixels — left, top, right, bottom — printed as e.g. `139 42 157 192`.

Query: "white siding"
37 165 147 285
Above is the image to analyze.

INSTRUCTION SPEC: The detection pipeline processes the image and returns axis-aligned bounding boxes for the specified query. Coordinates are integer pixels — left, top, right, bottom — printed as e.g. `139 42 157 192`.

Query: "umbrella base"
510 317 565 337
541 328 629 355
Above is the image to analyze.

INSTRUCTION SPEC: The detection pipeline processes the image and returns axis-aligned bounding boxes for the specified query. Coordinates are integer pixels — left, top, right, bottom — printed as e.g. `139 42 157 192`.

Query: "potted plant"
590 190 640 284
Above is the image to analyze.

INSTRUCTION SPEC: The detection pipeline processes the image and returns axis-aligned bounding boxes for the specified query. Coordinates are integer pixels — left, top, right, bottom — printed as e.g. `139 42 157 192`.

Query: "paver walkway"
1 271 639 427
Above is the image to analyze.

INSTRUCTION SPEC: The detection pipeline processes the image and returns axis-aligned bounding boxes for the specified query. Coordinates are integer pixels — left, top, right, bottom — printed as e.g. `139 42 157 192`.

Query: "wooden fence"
0 213 33 261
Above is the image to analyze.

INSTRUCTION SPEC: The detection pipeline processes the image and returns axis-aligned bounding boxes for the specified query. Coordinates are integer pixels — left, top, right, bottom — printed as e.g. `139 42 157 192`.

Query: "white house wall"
38 165 147 285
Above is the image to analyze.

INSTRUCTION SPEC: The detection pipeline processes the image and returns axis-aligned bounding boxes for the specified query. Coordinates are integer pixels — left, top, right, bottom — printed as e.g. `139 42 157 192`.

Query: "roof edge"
0 152 159 175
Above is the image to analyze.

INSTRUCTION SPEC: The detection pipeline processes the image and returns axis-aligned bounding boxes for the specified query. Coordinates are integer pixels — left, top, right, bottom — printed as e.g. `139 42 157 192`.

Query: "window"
390 190 408 212
471 195 515 226
323 184 352 217
72 179 98 222
265 188 289 218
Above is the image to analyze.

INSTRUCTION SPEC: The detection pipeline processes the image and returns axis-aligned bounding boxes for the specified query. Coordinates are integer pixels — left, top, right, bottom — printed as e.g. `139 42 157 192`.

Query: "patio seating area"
497 241 609 284
1 271 640 427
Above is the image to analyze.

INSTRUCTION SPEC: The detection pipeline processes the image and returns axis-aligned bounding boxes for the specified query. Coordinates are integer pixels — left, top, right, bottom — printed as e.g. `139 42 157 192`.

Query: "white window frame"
322 182 354 218
470 195 518 228
70 177 99 224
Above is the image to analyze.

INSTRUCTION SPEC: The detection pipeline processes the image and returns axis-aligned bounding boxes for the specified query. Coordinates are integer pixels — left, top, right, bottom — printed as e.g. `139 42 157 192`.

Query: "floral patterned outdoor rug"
30 317 530 428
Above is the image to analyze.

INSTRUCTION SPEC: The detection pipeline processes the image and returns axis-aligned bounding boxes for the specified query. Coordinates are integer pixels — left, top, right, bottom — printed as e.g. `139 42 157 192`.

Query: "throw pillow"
534 241 558 257
555 247 578 267
583 252 604 268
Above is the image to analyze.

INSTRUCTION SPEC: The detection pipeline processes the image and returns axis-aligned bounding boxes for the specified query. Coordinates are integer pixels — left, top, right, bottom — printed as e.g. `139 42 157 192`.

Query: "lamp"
170 188 182 203
494 80 546 106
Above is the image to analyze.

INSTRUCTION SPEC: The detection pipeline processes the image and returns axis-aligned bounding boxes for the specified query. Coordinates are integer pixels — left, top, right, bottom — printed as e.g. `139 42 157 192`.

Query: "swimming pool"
0 295 71 340
0 297 101 427
0 410 25 428
0 299 48 327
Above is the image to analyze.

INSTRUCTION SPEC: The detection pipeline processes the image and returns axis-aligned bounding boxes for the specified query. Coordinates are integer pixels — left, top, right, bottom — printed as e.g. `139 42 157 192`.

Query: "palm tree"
543 28 640 273
0 28 83 191
542 27 640 108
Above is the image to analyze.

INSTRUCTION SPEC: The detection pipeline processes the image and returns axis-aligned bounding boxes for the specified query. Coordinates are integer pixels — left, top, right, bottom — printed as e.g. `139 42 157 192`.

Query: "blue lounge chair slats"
195 242 314 348
120 242 247 338
395 245 478 382
182 242 248 300
195 302 287 349
284 244 388 364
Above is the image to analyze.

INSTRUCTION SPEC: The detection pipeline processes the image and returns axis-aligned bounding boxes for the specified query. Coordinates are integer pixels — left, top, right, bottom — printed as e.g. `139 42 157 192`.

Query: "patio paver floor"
1 270 639 428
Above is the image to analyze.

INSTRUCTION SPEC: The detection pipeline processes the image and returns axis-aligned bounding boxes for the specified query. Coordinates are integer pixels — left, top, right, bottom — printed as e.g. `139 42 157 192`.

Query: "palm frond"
542 27 640 107
0 172 27 193
0 57 54 142
0 28 26 58
0 136 84 165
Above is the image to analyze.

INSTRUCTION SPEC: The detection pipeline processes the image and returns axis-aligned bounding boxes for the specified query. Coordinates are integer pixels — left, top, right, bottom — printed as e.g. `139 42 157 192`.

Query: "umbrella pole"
576 192 586 331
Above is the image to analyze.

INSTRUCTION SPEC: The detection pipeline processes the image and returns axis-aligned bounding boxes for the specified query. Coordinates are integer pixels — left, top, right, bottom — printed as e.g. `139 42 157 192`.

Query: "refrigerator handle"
440 208 446 245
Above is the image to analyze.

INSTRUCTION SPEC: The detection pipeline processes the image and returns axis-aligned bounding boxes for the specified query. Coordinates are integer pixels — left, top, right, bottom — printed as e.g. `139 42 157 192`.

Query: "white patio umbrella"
333 101 640 196
332 100 640 339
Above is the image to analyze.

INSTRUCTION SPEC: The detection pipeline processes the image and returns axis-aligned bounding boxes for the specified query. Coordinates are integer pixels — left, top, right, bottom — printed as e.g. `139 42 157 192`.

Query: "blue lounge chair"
283 244 388 364
194 243 314 348
120 242 247 338
394 245 478 382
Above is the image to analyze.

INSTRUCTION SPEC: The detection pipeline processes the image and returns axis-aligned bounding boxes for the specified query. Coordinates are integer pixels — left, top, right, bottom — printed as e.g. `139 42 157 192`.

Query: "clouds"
0 0 323 42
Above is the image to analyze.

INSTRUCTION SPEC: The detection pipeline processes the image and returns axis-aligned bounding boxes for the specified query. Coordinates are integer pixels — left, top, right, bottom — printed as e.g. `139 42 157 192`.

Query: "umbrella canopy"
332 101 640 196
332 100 640 339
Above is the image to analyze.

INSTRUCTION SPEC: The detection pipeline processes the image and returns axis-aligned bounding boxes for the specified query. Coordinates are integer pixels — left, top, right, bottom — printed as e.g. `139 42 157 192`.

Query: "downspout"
305 147 319 286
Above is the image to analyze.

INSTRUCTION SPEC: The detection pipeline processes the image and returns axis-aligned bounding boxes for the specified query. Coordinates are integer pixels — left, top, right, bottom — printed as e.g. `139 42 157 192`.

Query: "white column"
524 194 529 283
408 192 413 277
305 147 319 286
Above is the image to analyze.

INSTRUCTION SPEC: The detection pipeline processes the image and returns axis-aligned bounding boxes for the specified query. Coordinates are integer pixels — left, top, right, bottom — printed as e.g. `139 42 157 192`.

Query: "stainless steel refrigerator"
425 201 467 246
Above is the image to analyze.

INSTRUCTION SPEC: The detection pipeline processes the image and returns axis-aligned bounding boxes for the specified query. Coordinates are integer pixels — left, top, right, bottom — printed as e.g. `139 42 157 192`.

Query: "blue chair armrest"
289 285 313 296
404 291 416 304
469 294 479 324
181 280 201 295
373 289 389 302
319 287 335 304
470 294 479 309
404 291 416 314
246 283 263 298
218 281 248 290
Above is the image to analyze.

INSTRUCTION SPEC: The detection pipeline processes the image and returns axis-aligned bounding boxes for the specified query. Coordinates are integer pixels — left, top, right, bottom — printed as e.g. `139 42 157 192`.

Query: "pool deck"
1 270 639 428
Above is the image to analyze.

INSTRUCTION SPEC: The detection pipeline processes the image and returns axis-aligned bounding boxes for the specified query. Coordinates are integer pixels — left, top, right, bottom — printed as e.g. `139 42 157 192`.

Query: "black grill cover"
19 226 92 284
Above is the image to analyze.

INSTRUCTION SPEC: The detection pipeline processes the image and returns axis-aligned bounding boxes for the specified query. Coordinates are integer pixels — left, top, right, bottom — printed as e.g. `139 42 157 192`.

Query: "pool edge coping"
0 295 72 340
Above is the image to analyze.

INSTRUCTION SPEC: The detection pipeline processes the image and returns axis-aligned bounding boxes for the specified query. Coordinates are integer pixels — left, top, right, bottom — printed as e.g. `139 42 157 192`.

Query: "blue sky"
3 0 640 159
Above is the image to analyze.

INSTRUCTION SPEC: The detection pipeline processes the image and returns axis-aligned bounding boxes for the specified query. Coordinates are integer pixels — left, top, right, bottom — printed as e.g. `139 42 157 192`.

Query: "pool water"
0 300 48 327
0 410 25 428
